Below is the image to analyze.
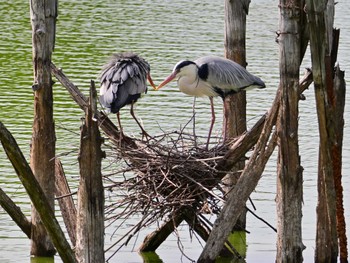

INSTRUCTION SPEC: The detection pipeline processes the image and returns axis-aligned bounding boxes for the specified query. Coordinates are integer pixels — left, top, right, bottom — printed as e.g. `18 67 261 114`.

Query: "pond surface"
0 0 349 262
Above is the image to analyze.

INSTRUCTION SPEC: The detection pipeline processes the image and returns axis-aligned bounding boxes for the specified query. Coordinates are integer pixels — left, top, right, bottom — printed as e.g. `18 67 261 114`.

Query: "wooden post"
223 0 249 135
275 1 304 262
29 0 57 256
332 64 348 263
75 81 105 263
306 0 339 261
222 0 250 231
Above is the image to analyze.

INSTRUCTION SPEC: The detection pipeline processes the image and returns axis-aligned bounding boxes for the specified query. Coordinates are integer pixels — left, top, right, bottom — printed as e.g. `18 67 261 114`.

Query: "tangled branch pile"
103 130 238 246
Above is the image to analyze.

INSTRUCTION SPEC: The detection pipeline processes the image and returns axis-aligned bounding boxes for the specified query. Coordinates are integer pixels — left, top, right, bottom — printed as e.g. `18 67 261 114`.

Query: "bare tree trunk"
29 0 57 256
306 0 339 261
222 0 250 231
276 1 304 262
75 81 105 263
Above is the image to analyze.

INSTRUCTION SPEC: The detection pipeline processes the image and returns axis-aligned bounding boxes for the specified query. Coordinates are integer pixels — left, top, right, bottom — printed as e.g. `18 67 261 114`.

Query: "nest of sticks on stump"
103 125 243 250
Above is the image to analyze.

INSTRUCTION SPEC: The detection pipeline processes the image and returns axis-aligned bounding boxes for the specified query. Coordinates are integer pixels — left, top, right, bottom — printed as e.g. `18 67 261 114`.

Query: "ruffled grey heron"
99 52 156 137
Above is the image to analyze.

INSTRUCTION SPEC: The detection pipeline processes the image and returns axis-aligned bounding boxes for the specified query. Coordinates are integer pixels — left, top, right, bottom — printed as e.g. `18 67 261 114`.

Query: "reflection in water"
139 251 163 263
0 0 349 262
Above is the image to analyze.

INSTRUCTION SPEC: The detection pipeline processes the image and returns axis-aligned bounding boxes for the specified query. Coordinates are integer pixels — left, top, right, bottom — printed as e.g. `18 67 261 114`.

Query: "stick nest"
104 129 236 248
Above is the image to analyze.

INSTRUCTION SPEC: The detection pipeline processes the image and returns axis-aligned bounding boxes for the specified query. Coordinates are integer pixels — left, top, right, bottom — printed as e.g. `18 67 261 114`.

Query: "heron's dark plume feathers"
99 52 150 113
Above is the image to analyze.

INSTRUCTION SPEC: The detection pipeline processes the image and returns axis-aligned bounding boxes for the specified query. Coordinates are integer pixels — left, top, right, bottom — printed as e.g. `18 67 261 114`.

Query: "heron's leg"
223 99 228 143
206 96 215 149
116 112 124 140
192 97 197 148
130 102 151 140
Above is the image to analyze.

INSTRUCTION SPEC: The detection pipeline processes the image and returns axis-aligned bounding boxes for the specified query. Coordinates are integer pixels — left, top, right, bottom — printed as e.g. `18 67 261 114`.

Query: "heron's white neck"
177 64 216 97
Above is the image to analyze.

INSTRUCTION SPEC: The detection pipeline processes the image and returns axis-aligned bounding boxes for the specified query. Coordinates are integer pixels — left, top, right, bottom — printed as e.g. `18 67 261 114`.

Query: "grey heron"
99 52 156 138
156 55 265 147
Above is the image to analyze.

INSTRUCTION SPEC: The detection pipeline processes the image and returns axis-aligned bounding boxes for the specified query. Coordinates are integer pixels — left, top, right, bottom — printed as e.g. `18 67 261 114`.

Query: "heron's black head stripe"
174 60 196 71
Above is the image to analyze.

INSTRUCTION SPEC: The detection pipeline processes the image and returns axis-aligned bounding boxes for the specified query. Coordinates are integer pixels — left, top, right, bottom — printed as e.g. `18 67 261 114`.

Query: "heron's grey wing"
196 56 265 91
124 63 148 95
99 59 128 109
99 84 116 111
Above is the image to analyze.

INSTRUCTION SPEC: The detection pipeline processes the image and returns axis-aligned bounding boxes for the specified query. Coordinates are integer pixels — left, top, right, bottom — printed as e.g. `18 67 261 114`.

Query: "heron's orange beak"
147 73 157 90
156 72 177 90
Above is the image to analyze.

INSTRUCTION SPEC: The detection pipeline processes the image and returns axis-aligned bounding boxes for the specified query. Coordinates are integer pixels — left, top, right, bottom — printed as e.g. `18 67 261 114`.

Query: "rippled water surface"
0 0 349 262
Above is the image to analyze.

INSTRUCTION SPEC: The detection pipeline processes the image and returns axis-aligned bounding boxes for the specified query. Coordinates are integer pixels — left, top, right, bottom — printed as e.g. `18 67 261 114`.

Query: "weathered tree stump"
276 1 306 261
29 0 57 256
306 1 346 261
75 81 105 262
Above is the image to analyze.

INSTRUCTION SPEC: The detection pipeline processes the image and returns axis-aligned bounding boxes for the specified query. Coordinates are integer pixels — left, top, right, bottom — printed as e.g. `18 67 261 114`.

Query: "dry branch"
55 158 77 246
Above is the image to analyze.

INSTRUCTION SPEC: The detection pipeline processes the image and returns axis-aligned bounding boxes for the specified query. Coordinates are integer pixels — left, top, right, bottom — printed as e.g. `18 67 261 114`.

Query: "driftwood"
0 122 76 263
